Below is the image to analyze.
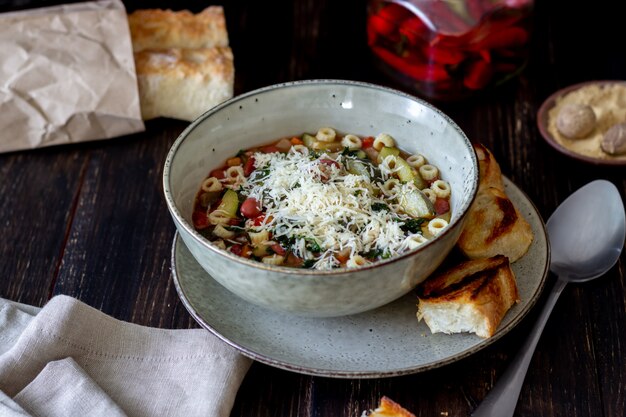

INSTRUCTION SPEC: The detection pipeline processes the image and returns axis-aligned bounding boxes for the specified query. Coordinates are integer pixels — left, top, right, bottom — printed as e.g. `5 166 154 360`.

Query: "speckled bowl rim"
537 80 626 166
170 177 550 378
163 79 479 278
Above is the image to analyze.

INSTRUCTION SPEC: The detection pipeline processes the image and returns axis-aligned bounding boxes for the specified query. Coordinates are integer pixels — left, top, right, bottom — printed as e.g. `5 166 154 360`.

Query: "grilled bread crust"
417 255 520 338
457 143 533 262
366 397 416 417
474 143 505 192
457 186 533 262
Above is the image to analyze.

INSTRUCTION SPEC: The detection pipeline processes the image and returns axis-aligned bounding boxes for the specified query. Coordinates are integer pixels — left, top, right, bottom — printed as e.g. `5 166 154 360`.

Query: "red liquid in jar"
367 0 533 100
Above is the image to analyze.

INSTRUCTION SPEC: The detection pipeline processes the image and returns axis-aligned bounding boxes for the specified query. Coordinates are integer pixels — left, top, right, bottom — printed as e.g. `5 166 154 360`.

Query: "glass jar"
367 0 534 101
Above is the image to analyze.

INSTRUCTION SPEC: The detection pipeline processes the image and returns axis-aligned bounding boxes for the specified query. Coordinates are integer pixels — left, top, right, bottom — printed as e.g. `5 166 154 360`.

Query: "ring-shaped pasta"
201 177 222 192
421 188 437 204
419 164 439 181
431 179 451 198
405 234 428 250
346 254 369 268
381 178 400 196
316 127 336 142
213 224 235 239
341 134 362 149
224 166 245 184
262 254 285 265
406 154 426 168
290 144 309 155
373 133 395 151
428 218 449 236
208 209 232 225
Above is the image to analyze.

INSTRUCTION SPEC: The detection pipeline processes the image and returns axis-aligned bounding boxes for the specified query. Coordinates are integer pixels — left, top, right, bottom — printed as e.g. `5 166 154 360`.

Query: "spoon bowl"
473 179 625 417
547 180 626 282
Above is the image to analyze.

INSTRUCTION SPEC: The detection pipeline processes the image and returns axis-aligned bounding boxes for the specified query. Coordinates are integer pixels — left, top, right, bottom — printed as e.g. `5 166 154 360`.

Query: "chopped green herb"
305 238 321 253
302 259 316 268
399 218 427 234
371 202 390 212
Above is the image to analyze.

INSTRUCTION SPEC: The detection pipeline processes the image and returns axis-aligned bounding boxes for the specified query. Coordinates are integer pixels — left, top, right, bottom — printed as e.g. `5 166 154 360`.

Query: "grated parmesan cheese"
240 148 423 270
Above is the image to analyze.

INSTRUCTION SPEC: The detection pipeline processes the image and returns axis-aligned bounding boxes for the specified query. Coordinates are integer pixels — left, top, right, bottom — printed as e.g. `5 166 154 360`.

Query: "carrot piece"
227 157 242 167
290 137 304 145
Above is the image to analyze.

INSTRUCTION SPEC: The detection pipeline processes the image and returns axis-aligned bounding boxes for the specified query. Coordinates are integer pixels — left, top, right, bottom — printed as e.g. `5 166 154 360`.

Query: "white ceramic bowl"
163 80 478 317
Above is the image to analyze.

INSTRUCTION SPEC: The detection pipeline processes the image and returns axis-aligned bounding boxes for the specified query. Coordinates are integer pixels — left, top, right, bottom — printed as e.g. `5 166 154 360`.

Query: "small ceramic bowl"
163 80 479 317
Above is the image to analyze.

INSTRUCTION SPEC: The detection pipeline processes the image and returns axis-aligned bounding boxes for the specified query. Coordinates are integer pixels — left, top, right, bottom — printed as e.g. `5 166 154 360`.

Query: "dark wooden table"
1 0 625 416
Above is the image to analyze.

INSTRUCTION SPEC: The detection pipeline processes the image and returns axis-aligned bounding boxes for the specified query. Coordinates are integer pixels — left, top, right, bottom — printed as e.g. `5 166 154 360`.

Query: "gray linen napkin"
0 296 252 417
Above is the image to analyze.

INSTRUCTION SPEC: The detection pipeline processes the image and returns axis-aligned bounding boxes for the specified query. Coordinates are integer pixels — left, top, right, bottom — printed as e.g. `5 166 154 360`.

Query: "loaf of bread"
365 397 415 417
417 255 519 338
128 6 234 121
128 6 229 51
134 47 234 121
457 144 533 262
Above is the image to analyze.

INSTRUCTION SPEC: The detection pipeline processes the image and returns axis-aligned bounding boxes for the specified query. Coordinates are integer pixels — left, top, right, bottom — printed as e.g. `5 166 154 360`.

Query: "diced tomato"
226 157 242 167
362 136 375 148
319 158 341 169
270 243 286 256
260 145 281 154
240 197 262 218
229 244 243 256
434 198 450 215
253 214 266 226
243 156 256 176
209 167 226 179
192 210 210 229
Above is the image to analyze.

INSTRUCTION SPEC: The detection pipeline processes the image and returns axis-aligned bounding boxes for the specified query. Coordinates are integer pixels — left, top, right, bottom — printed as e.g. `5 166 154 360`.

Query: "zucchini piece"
346 159 371 178
216 189 240 217
377 146 400 163
397 188 435 218
394 156 417 183
253 244 270 258
302 133 316 148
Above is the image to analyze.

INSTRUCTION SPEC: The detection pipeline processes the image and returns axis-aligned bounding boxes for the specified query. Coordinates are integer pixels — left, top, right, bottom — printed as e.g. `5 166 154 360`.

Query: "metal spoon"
472 179 625 417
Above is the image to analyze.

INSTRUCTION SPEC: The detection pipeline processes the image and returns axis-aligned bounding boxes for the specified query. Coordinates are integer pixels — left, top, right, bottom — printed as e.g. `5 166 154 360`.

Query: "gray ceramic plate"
171 177 549 378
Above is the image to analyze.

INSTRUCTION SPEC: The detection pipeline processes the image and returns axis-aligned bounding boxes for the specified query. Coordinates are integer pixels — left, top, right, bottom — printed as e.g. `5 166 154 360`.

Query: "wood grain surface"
1 0 624 416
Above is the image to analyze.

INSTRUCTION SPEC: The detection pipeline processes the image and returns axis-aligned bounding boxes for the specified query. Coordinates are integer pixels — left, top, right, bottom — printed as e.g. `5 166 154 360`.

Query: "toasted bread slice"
134 47 234 121
474 143 505 191
365 397 416 417
457 186 533 262
128 6 229 52
417 255 519 338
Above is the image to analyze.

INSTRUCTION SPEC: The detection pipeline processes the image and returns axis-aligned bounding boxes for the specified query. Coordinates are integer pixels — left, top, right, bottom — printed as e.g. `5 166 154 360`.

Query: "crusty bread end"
417 255 520 338
364 397 416 417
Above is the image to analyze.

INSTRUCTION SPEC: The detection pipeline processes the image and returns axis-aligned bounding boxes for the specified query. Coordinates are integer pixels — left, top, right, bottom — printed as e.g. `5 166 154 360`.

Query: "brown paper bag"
0 0 145 153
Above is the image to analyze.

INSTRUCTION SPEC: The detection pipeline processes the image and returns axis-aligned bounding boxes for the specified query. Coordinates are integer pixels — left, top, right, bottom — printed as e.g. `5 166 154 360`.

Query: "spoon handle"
471 278 568 417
